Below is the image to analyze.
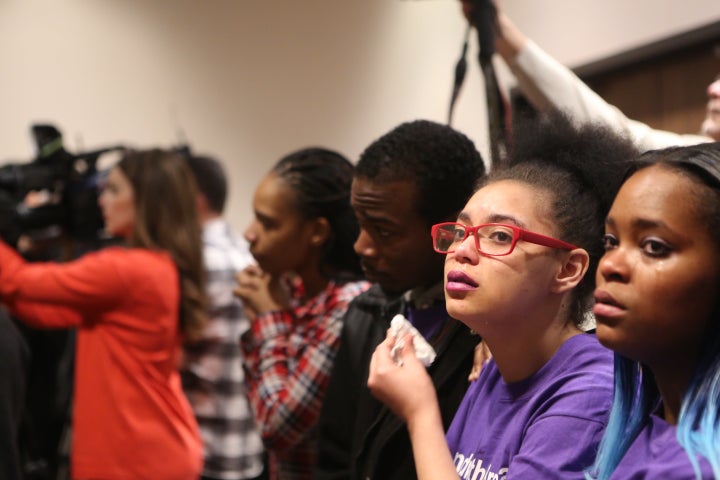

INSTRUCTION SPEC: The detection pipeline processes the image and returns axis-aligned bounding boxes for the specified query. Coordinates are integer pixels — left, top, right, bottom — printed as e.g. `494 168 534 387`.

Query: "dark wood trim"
574 20 720 80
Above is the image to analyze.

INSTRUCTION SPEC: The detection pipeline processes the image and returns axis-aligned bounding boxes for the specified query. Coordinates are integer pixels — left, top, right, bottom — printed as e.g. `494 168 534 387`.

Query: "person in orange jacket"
0 148 206 480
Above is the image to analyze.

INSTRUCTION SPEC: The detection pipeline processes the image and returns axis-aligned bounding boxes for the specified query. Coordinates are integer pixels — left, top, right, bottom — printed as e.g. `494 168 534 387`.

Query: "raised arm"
239 280 365 450
0 241 139 328
459 1 711 150
368 333 459 480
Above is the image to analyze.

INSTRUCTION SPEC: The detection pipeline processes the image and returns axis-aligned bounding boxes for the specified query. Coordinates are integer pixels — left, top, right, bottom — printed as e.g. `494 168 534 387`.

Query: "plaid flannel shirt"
182 219 265 480
241 278 369 480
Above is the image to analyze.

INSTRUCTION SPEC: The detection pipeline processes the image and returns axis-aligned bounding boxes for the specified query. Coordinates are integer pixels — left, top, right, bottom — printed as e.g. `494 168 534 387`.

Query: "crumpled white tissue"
389 314 437 367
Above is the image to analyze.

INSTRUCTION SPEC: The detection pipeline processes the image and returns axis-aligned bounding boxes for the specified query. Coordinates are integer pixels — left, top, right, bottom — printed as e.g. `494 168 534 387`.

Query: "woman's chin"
445 301 473 323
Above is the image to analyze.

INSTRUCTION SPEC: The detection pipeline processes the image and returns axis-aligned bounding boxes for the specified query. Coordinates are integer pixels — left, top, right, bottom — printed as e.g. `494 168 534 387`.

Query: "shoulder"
616 415 715 478
544 334 614 391
338 284 398 334
528 334 614 419
90 247 177 282
348 283 390 308
333 280 371 301
94 246 172 264
559 333 614 372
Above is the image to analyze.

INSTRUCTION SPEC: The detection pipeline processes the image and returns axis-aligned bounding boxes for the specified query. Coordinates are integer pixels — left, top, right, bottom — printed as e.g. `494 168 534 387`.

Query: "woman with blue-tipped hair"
589 142 720 479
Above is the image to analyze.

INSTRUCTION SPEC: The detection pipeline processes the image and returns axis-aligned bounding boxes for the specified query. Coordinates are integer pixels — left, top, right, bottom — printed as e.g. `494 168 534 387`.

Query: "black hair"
272 147 363 282
634 143 720 245
185 154 228 214
355 119 486 226
482 112 639 325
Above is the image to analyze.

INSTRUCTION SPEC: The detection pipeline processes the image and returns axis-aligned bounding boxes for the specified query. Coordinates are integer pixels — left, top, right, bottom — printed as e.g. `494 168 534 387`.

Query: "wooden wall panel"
583 39 719 136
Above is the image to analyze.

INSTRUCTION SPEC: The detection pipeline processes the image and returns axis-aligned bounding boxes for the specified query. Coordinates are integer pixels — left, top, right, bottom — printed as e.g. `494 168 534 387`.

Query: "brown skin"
594 164 720 424
443 180 587 382
351 177 446 295
235 172 330 319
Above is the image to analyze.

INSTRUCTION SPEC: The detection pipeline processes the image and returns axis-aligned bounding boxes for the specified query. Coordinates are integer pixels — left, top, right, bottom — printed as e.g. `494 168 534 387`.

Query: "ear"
309 217 331 247
550 248 590 294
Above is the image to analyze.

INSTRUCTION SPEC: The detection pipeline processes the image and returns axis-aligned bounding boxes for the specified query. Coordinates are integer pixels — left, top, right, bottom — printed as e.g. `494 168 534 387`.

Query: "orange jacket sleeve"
0 240 129 329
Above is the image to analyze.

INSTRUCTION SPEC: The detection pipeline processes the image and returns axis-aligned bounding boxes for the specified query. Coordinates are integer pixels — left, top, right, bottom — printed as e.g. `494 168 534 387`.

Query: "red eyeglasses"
431 222 578 256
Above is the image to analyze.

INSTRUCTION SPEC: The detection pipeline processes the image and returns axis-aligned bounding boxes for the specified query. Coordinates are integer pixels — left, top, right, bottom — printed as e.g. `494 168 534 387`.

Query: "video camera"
0 124 125 247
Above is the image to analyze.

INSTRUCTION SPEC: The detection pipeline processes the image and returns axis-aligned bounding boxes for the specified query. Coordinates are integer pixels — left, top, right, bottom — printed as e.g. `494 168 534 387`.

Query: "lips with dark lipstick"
446 270 478 292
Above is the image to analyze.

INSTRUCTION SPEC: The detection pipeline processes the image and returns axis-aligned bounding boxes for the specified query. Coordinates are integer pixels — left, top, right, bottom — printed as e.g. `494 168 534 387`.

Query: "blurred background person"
0 123 127 479
182 154 266 480
235 147 369 480
0 149 205 480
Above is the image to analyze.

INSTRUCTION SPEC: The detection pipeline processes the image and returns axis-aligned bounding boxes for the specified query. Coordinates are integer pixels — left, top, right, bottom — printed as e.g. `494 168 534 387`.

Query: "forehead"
351 177 424 225
463 180 554 229
253 172 298 217
107 166 131 186
611 165 702 224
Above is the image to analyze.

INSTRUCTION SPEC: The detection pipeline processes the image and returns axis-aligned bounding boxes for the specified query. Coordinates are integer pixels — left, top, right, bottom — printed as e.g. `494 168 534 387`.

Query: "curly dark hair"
482 112 640 325
355 120 486 226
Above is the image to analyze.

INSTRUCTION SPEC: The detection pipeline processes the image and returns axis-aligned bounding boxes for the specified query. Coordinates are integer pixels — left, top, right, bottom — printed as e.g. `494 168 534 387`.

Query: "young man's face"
351 177 444 295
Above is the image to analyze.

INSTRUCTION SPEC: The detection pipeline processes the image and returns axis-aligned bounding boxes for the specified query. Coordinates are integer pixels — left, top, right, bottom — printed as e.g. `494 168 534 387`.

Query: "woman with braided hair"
235 147 369 480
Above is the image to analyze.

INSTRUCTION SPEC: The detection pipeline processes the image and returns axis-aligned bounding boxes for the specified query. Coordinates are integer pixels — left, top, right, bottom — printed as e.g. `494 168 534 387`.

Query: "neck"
650 355 698 425
481 296 582 383
201 211 221 225
297 262 331 300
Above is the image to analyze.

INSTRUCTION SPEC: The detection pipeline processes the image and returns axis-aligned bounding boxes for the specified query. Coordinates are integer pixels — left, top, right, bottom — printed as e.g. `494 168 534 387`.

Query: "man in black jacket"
316 120 486 480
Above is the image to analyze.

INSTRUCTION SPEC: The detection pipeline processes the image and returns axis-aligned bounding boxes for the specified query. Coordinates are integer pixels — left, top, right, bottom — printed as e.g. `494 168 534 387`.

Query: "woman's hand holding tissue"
367 329 440 425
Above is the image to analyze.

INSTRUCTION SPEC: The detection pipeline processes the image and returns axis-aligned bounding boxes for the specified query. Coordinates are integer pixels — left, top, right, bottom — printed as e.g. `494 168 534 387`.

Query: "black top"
0 308 30 480
316 283 478 480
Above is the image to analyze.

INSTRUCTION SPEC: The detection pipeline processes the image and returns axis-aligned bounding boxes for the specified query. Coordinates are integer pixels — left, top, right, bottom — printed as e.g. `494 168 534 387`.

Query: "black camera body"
0 125 125 247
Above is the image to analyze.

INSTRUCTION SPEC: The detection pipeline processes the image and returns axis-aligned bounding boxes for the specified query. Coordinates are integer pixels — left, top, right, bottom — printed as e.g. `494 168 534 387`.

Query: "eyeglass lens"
434 223 517 255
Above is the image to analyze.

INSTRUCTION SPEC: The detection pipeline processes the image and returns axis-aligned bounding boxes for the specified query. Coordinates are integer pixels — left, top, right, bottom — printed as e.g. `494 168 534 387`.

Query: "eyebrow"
358 210 397 226
606 216 670 231
457 211 527 229
254 210 277 224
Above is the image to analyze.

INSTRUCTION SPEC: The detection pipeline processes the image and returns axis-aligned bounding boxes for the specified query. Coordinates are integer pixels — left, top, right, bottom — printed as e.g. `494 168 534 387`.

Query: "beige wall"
2 0 719 231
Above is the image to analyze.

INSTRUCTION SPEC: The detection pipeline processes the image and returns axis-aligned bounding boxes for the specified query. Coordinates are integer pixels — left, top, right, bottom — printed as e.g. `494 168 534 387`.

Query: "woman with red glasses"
367 113 638 479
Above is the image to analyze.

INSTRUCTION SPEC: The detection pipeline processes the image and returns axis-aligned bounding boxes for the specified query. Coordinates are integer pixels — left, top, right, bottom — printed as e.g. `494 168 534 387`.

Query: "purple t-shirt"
610 414 716 479
446 334 613 479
